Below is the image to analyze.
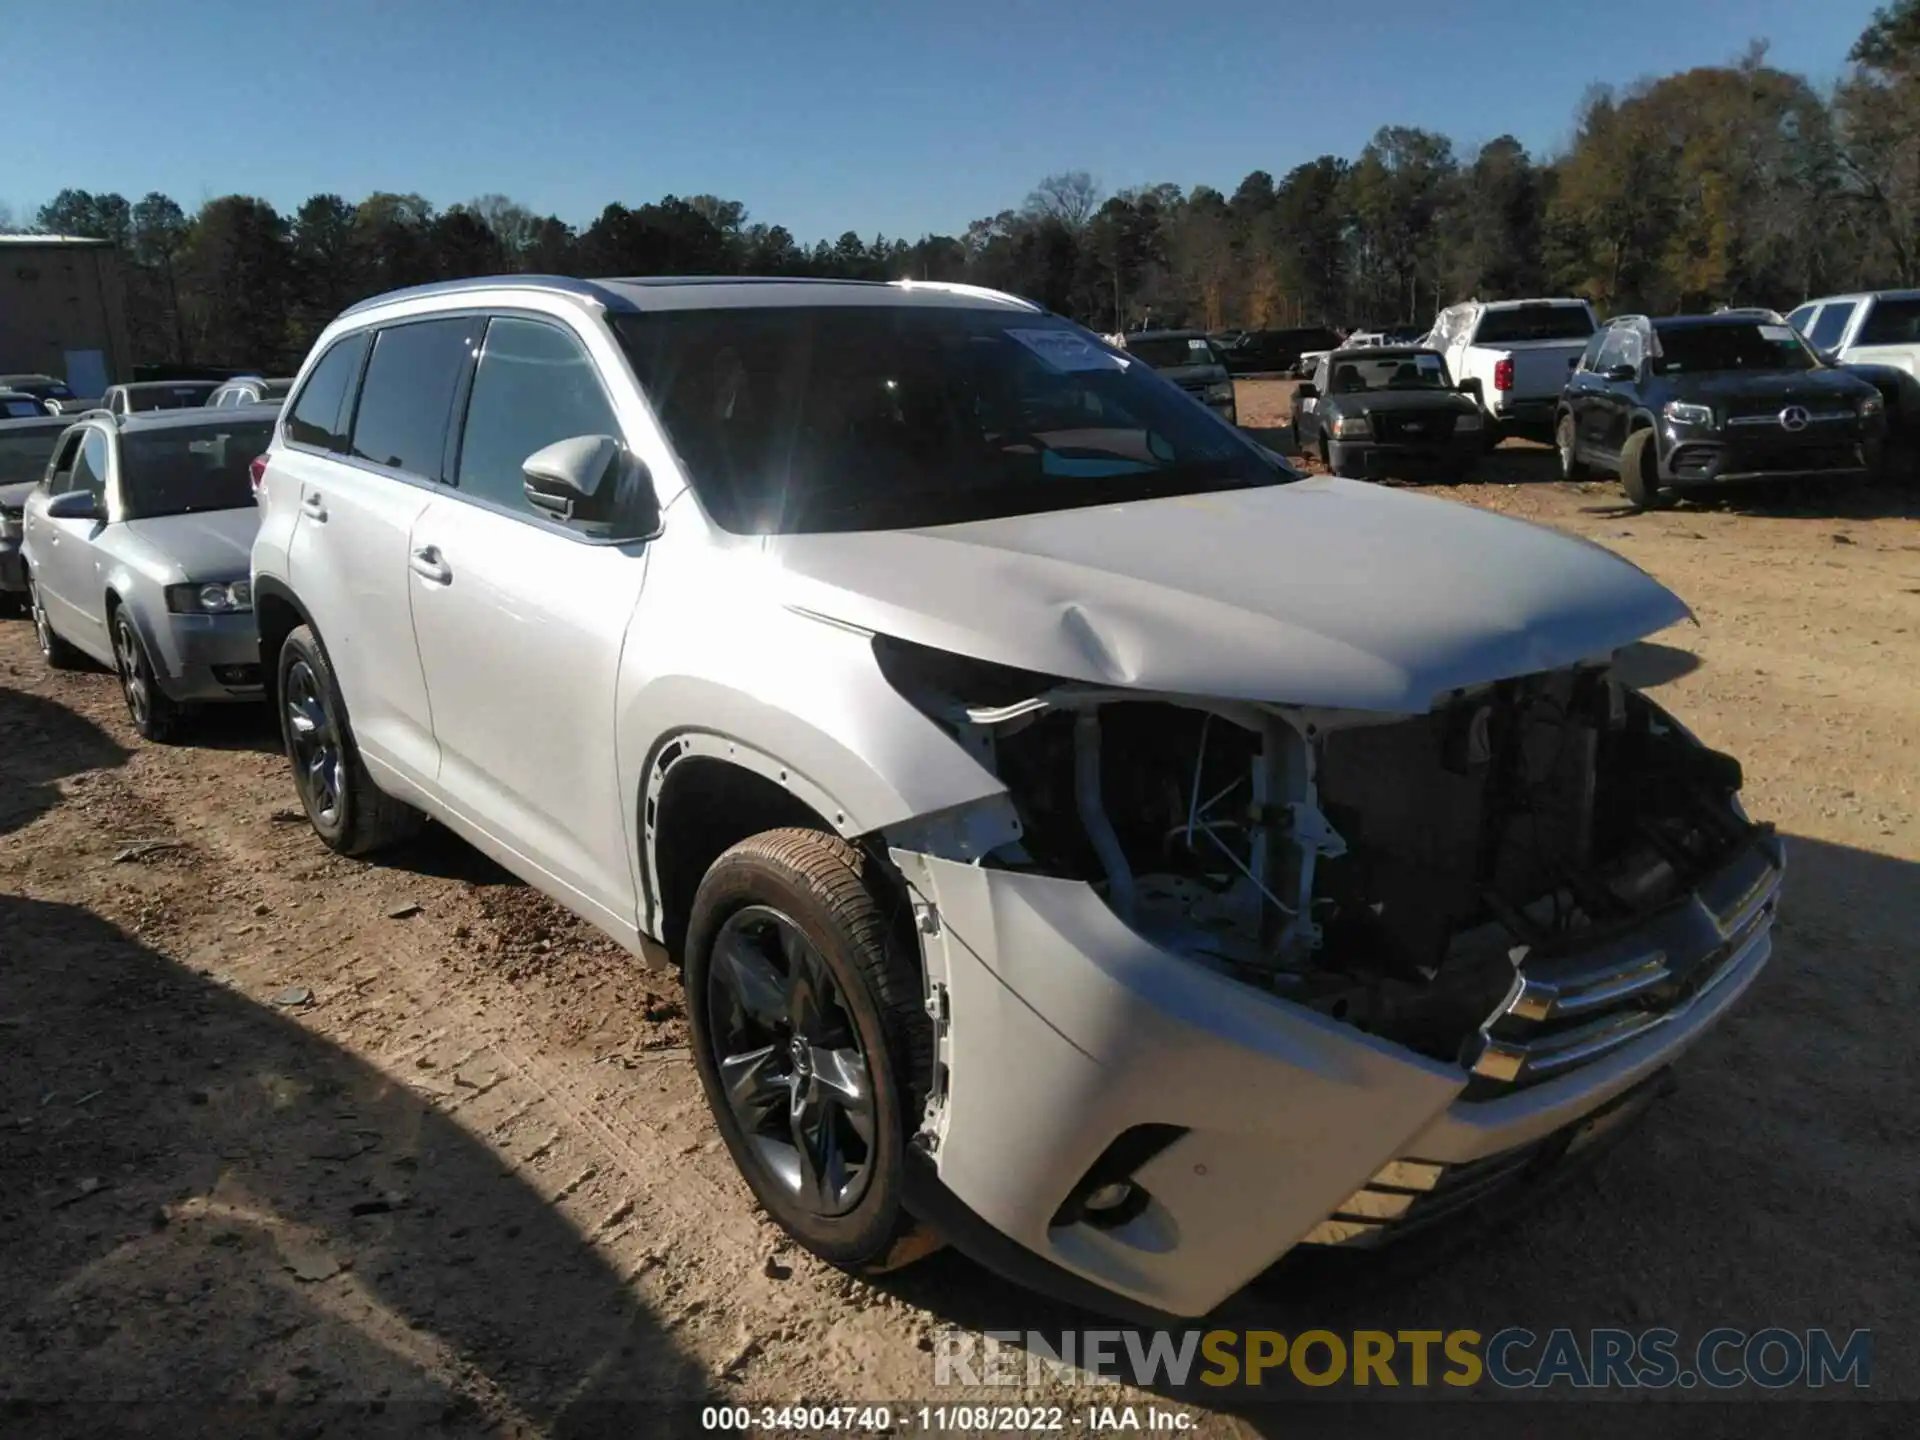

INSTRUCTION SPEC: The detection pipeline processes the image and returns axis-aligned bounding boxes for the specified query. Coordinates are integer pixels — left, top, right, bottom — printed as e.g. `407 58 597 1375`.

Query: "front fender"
616 602 1011 935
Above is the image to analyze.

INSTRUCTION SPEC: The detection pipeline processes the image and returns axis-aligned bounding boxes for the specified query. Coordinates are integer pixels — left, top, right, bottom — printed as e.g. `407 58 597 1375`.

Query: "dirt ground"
2 377 1917 1433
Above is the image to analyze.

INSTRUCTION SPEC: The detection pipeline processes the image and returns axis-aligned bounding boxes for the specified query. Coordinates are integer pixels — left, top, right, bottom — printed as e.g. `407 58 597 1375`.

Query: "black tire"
111 605 185 744
1481 418 1504 453
1619 427 1666 510
685 828 937 1274
27 570 85 670
1556 412 1589 481
276 623 423 855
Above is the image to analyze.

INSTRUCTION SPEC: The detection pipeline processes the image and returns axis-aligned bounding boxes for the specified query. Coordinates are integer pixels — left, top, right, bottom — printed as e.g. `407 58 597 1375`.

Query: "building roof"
0 234 116 247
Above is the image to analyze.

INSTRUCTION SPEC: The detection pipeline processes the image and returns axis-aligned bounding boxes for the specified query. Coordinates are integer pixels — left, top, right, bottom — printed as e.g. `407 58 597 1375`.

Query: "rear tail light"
249 453 269 499
1494 358 1515 391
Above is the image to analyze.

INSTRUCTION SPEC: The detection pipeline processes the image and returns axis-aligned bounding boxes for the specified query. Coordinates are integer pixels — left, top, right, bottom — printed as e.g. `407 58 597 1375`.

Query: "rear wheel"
1556 413 1589 481
27 571 84 670
277 623 424 855
1620 428 1667 510
112 607 185 743
686 828 937 1273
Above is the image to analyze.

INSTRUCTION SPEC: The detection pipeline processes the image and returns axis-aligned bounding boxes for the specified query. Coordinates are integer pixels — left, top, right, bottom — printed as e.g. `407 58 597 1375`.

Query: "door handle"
300 493 327 521
408 545 451 585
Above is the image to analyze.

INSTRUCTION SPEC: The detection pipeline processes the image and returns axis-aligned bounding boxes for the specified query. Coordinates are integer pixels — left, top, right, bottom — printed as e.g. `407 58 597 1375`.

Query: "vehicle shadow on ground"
876 831 1917 1415
1577 477 1920 522
183 700 284 756
0 684 129 834
365 821 522 887
0 710 713 1436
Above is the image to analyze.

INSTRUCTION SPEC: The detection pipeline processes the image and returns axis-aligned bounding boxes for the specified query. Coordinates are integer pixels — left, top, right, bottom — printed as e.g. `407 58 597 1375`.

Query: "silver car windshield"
118 422 274 519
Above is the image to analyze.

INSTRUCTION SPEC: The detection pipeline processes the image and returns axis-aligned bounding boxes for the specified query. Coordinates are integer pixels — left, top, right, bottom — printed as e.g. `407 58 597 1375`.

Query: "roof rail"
889 279 1042 311
339 274 633 319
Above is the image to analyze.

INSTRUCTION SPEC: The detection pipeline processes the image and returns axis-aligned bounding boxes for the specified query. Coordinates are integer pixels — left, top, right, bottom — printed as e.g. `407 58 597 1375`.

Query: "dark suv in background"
1557 313 1886 508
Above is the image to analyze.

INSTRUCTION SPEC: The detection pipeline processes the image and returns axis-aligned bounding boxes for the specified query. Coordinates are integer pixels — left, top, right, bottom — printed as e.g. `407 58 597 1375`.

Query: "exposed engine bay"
876 635 1766 1072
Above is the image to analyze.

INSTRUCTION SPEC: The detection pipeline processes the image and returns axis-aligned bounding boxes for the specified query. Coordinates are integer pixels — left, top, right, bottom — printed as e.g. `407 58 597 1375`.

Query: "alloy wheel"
705 905 876 1217
285 657 345 828
114 614 149 728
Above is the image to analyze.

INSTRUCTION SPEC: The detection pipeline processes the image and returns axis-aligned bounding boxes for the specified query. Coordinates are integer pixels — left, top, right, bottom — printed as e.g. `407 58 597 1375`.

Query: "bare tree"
1025 171 1102 229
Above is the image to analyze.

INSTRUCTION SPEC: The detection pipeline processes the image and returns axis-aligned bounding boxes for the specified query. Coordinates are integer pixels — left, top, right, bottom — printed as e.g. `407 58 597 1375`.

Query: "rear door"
283 318 476 791
407 313 654 934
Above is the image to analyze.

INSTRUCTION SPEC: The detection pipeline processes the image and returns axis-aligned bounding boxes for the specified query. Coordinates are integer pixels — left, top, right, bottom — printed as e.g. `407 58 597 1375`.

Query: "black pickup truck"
1557 313 1887 508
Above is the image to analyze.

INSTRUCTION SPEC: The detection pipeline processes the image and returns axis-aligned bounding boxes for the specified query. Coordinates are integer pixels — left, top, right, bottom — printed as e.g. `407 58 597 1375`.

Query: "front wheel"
113 607 185 743
277 623 423 855
1619 428 1667 510
686 828 936 1273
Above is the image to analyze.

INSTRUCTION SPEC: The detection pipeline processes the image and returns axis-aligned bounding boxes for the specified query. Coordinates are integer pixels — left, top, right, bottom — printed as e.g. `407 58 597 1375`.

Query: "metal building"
0 235 132 397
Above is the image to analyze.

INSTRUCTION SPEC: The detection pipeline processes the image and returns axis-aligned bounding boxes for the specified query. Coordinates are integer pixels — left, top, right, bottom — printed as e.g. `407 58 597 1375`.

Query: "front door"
407 314 652 934
38 428 114 660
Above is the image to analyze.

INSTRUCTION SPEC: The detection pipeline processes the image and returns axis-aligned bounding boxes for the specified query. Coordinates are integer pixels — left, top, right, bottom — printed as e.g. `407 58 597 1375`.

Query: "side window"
1786 305 1816 336
1576 332 1607 372
1617 327 1645 371
71 430 110 499
286 332 369 451
349 318 478 479
1593 328 1630 374
44 434 81 494
1311 357 1330 393
454 317 620 516
1809 302 1856 350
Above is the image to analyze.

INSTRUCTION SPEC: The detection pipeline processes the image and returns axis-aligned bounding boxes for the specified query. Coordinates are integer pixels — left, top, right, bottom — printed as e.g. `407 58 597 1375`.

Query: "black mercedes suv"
1556 312 1886 508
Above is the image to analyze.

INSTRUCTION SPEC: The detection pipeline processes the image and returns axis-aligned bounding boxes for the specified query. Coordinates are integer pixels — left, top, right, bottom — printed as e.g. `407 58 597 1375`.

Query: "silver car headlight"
1331 414 1371 439
165 579 253 614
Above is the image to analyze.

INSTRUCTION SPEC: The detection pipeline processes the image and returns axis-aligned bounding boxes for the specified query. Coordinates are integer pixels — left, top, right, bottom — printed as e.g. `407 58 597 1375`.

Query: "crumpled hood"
772 478 1689 713
118 507 259 580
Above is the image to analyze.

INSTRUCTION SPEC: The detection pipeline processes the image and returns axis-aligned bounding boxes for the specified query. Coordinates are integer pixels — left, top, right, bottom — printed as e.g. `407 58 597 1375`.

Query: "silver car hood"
118 507 260 580
772 477 1689 712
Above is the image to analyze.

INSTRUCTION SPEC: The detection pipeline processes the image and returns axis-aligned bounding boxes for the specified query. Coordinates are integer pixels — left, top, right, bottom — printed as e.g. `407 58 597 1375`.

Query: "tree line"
19 5 1920 372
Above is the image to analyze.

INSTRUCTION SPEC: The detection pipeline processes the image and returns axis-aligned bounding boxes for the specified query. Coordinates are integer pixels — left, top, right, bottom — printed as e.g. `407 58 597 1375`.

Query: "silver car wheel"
113 612 149 728
285 657 345 828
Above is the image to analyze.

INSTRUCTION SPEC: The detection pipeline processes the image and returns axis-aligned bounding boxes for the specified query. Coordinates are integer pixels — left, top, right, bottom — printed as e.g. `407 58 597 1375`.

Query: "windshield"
2 396 46 419
1328 351 1452 393
613 306 1292 534
1123 335 1221 369
118 421 274 518
1474 306 1595 344
1651 322 1816 375
0 429 64 485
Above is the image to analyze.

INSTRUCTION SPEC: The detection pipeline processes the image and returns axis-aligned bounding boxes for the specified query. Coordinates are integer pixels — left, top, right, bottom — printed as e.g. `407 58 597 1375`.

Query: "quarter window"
349 319 478 479
454 317 620 515
286 333 369 451
1786 305 1816 335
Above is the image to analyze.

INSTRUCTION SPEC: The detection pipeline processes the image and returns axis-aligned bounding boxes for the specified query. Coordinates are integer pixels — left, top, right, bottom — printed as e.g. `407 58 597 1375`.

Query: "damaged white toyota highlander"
251 275 1783 1322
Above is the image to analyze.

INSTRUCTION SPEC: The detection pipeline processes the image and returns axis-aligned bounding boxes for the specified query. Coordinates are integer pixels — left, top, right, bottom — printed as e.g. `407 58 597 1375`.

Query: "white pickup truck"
1429 298 1600 443
1788 290 1920 375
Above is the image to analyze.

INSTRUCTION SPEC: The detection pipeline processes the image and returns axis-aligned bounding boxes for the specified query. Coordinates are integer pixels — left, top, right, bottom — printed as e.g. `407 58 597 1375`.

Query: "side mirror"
1602 364 1638 382
1294 381 1318 399
45 489 99 521
521 434 660 539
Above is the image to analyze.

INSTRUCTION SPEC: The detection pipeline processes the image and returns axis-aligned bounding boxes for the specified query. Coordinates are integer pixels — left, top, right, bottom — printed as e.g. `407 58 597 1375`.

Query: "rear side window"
455 317 620 516
349 319 478 479
287 333 369 451
1809 303 1856 350
1856 298 1920 347
1786 305 1816 335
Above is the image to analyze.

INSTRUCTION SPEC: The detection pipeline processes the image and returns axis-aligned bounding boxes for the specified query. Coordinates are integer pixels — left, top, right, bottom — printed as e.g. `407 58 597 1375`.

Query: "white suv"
252 275 1783 1321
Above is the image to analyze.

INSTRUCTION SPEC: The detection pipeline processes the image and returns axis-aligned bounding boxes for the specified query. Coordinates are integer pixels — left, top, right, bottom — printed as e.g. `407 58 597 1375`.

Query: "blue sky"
3 0 1883 243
